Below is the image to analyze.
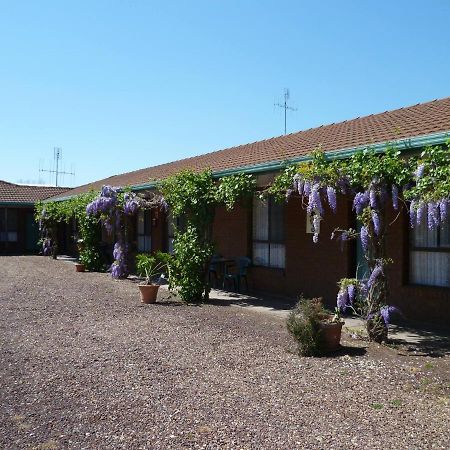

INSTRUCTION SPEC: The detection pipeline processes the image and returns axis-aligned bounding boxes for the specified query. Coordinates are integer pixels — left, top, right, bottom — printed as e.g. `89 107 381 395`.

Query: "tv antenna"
39 147 75 186
274 88 297 135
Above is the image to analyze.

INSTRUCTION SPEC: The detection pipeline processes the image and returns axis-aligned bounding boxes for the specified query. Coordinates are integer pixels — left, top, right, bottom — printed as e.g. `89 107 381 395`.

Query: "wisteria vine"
86 186 140 278
274 143 450 341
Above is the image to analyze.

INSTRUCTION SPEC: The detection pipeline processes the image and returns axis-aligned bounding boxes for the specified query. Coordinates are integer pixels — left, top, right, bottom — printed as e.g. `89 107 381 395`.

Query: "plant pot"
138 284 160 304
75 263 85 272
319 321 343 352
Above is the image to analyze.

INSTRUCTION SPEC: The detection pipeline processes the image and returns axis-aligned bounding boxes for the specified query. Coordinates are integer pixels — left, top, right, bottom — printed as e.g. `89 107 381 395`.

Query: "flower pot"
138 284 160 304
319 321 343 352
75 263 85 272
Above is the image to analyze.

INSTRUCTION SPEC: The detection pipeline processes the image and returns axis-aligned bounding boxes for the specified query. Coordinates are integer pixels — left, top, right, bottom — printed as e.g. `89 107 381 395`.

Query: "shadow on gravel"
388 329 450 358
207 294 295 312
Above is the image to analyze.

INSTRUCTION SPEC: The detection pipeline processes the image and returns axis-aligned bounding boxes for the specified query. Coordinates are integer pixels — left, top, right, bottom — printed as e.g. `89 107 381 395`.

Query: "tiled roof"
53 97 450 199
0 180 71 204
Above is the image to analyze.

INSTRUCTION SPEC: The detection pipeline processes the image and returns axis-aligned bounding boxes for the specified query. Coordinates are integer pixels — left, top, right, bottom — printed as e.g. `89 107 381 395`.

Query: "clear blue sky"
1 0 449 187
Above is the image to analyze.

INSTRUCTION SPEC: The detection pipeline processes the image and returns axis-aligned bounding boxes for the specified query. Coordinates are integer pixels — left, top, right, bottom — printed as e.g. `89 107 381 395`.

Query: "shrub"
286 297 330 356
135 252 172 284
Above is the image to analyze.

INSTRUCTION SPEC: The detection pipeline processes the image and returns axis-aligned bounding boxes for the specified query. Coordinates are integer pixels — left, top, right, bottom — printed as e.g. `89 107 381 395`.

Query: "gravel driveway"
1 256 449 449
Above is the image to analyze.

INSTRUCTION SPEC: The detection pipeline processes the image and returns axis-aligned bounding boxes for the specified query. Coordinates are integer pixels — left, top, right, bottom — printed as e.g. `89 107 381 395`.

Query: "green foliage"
296 149 342 186
404 141 450 203
159 170 255 303
159 170 216 228
286 297 329 357
136 251 172 284
170 226 214 303
266 164 298 202
215 173 256 210
342 146 412 189
35 191 105 271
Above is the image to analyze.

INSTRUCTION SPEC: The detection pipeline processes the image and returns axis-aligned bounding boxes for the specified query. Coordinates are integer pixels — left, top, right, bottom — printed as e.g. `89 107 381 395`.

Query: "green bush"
286 297 328 357
135 251 172 284
170 226 214 303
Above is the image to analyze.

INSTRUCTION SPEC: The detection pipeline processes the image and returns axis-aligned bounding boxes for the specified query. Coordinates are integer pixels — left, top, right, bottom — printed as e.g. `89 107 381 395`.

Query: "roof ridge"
47 96 450 200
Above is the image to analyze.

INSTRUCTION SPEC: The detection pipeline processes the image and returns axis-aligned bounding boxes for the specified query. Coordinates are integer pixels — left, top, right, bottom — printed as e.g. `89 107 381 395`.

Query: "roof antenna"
274 88 297 135
39 147 75 186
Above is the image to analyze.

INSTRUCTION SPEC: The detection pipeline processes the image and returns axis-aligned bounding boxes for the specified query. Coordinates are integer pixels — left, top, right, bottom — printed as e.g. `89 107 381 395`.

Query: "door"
26 211 39 252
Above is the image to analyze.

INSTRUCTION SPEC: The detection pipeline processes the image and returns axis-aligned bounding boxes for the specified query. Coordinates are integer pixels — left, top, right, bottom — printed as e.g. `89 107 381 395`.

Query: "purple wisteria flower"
439 199 448 223
326 186 337 213
416 202 427 226
409 200 417 228
307 183 323 215
347 284 355 304
369 189 377 209
372 211 381 235
353 191 369 215
380 305 401 325
303 181 311 197
360 225 369 252
124 197 139 215
111 241 128 279
392 185 399 210
415 164 425 179
42 238 52 256
368 264 383 288
427 202 439 230
337 289 349 312
312 214 321 233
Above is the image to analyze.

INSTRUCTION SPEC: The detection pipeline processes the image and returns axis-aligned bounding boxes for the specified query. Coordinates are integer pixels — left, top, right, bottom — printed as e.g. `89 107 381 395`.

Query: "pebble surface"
0 256 449 449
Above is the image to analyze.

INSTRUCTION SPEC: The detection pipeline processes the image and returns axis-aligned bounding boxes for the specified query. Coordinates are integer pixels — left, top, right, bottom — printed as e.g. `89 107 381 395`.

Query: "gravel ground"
0 256 449 449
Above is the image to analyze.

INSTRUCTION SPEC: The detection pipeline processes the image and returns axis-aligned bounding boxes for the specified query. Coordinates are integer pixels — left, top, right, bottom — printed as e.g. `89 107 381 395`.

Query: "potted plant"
74 261 85 272
287 297 344 356
73 238 85 272
135 252 171 304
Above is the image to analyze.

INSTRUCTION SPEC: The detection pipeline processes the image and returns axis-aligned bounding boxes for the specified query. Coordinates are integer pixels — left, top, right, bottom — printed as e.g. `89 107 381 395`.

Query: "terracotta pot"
75 263 85 272
138 284 160 304
319 321 343 352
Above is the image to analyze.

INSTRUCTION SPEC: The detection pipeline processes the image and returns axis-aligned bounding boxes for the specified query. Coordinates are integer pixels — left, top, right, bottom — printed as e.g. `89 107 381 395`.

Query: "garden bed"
0 256 449 449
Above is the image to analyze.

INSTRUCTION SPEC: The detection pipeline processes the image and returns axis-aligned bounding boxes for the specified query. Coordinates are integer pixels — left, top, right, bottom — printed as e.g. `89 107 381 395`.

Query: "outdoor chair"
223 256 251 293
209 254 222 287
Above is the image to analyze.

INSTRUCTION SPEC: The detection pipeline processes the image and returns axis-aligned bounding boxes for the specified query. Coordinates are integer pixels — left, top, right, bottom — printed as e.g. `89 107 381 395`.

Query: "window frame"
252 195 285 269
137 209 152 253
0 208 18 243
409 218 450 288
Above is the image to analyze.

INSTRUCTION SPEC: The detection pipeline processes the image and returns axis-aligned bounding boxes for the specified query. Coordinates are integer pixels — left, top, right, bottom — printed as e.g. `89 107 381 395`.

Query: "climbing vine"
85 186 141 278
271 142 449 342
159 170 255 303
36 192 104 270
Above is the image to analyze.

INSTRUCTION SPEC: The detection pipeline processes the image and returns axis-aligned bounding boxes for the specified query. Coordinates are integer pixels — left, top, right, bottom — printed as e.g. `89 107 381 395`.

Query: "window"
252 196 285 268
167 212 186 254
137 210 151 252
410 217 450 287
0 208 18 242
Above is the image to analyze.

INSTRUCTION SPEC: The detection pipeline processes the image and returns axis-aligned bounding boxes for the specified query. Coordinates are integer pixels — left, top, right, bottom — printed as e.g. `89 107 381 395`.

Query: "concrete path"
207 288 450 356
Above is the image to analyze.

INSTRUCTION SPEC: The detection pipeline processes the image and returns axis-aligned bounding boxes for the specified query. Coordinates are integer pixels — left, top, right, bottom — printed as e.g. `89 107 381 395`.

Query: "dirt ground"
0 256 449 449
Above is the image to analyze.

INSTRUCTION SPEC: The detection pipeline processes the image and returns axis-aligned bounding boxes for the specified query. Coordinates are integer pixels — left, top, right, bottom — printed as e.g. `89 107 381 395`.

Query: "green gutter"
0 202 35 207
49 130 450 201
211 130 450 178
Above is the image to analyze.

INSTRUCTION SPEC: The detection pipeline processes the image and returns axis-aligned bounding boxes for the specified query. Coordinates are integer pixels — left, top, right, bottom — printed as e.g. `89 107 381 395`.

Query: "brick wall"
155 196 449 325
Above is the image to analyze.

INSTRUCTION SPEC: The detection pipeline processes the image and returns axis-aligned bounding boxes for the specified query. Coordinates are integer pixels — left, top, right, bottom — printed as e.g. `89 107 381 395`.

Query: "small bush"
286 297 328 356
135 252 172 284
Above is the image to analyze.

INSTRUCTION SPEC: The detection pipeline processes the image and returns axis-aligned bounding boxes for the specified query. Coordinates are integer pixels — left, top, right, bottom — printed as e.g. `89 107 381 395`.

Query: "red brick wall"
210 195 353 309
386 206 450 325
156 197 449 325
